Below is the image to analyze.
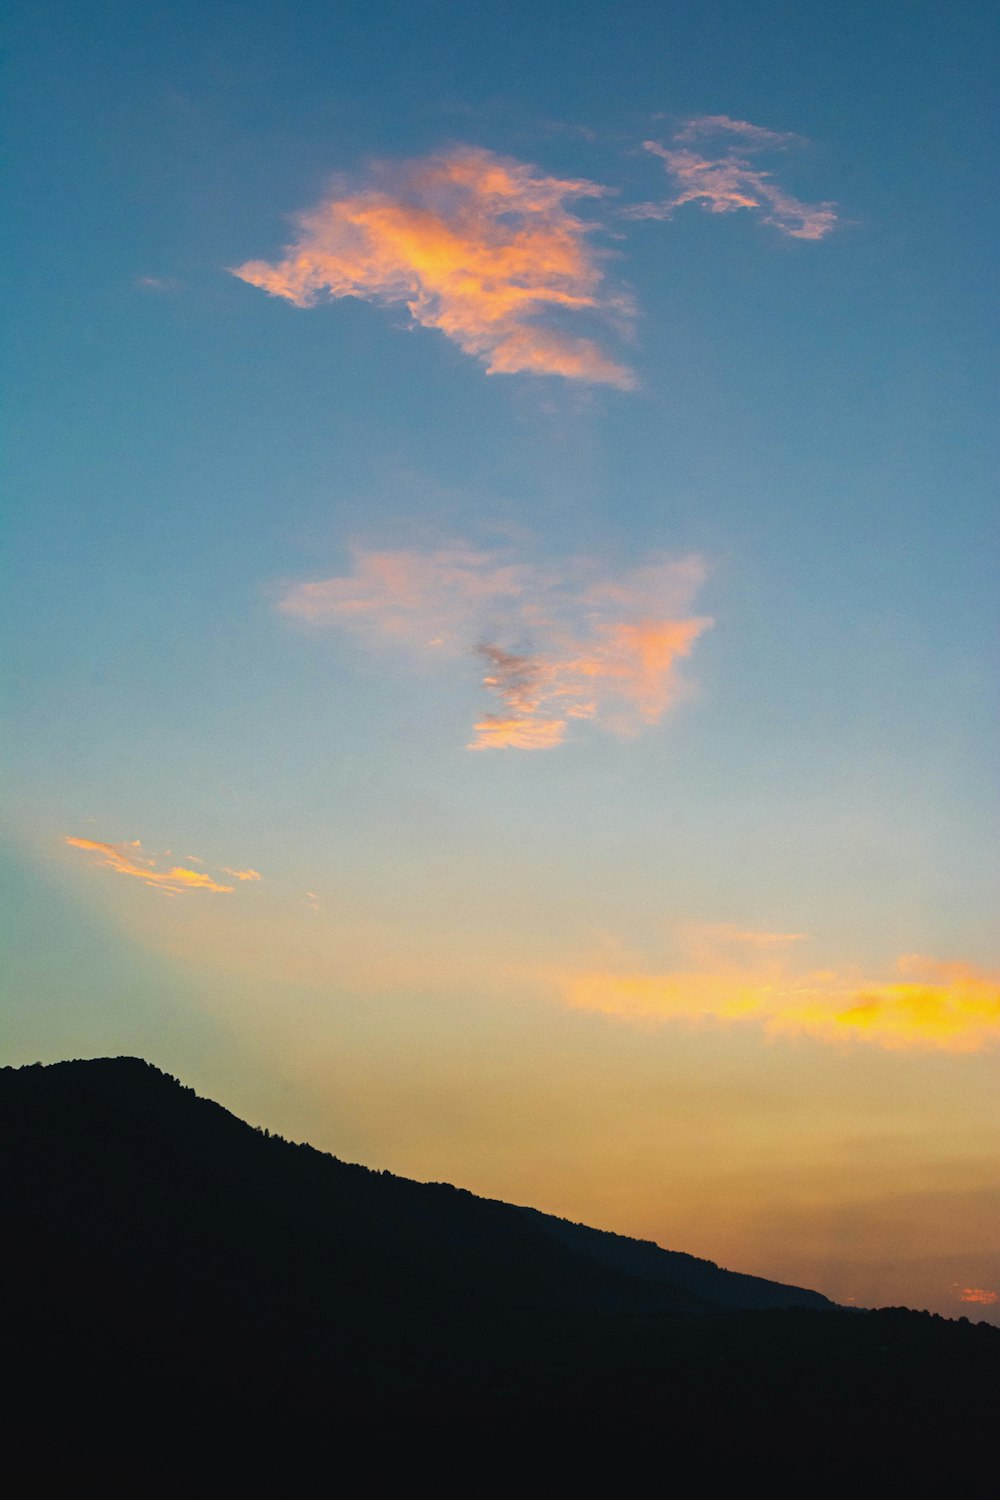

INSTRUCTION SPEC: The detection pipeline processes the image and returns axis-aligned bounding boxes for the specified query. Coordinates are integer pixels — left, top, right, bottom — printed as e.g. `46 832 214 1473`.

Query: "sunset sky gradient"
4 0 998 1322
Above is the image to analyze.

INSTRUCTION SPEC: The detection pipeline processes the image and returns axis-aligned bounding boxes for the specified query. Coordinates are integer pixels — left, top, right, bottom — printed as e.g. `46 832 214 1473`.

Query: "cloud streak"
695 924 809 948
232 146 634 387
555 949 1000 1052
632 116 837 240
65 836 249 894
279 544 711 749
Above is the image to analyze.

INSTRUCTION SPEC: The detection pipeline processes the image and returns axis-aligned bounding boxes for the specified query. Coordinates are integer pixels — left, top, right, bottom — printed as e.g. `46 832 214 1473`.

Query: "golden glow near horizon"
49 824 1000 1322
57 842 1000 1056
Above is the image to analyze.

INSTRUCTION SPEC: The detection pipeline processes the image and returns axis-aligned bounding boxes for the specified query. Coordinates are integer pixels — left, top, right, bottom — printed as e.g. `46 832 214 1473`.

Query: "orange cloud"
554 949 1000 1052
66 837 237 894
469 714 568 750
222 867 262 881
631 117 837 240
279 544 711 749
957 1288 999 1305
232 146 634 387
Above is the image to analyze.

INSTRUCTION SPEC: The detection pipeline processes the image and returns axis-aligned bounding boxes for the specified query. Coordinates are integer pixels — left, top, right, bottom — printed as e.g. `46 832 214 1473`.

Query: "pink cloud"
280 545 534 650
631 117 837 241
279 544 711 750
232 146 634 387
464 618 709 750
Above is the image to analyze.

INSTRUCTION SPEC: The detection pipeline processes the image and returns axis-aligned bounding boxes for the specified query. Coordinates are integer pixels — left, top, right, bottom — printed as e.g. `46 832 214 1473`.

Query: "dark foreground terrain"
2 1058 996 1494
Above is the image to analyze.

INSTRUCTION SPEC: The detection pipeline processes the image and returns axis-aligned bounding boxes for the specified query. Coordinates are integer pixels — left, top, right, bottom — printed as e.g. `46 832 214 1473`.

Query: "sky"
3 0 998 1321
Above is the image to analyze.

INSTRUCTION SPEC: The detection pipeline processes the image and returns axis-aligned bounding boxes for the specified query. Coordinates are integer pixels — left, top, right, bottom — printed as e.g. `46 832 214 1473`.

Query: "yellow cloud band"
556 953 1000 1052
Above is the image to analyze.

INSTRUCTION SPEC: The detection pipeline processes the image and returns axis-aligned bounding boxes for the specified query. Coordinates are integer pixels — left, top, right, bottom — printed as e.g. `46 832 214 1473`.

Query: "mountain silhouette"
3 1057 996 1494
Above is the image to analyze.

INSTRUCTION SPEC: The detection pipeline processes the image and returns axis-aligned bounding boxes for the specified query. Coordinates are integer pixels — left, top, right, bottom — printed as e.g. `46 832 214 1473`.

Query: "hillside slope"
2 1057 995 1494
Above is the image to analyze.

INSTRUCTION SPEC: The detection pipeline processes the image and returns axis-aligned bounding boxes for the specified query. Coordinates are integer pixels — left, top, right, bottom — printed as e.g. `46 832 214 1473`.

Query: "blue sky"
3 0 998 1319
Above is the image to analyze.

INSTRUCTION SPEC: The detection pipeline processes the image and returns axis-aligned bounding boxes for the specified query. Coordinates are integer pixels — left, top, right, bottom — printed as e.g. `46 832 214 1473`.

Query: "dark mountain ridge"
2 1057 996 1494
3 1055 830 1314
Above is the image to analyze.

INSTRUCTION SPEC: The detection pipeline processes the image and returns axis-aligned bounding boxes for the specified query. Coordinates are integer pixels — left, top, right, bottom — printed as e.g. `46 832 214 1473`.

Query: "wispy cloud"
279 544 711 749
65 836 249 894
221 866 263 881
631 116 837 240
671 115 802 149
280 544 533 646
232 146 634 387
554 942 1000 1052
690 924 809 949
134 275 181 293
